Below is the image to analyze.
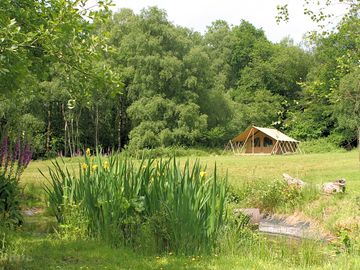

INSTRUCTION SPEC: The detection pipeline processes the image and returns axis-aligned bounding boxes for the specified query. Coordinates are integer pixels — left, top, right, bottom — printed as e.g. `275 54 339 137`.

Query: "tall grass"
234 179 320 213
42 154 228 254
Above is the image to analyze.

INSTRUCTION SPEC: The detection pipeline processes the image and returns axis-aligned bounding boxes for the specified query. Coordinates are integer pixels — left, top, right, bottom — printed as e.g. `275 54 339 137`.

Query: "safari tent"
226 126 301 155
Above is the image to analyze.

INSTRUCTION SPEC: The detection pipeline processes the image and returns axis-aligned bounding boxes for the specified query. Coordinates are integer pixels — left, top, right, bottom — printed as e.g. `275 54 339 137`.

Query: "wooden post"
289 141 296 153
288 142 295 153
252 128 254 154
271 141 279 155
278 141 285 154
230 140 235 154
241 127 253 154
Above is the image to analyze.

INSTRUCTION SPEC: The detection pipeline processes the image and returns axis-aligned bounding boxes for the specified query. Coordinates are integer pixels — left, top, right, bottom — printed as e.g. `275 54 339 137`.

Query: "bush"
123 146 222 159
300 137 345 154
235 179 319 212
43 155 228 254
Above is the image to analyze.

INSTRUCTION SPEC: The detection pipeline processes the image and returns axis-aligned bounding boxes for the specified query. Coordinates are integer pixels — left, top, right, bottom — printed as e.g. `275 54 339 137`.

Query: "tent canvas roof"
232 126 299 143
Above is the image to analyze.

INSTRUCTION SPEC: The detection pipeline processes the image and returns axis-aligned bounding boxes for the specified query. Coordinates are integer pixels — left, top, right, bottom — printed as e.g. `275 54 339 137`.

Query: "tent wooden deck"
225 126 302 155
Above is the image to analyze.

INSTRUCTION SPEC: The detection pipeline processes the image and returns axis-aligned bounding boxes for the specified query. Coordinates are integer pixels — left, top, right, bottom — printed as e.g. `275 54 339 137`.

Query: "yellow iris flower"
103 161 110 170
82 163 88 170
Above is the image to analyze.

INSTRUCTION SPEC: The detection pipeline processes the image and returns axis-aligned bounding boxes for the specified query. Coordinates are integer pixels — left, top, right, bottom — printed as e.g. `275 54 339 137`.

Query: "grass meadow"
3 151 360 269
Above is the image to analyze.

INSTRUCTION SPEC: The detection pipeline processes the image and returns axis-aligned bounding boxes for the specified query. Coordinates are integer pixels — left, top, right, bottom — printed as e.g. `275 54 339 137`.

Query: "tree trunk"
67 123 73 157
71 116 76 156
75 108 82 154
70 117 75 157
117 95 123 151
117 110 121 151
46 103 51 153
95 104 99 150
62 104 68 156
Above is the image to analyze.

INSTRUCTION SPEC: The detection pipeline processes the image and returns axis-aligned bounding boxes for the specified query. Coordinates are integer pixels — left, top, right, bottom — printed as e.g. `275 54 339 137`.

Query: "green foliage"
0 136 32 227
334 69 360 136
300 138 346 154
43 155 228 254
123 146 221 159
1 1 359 156
127 96 207 148
0 175 22 227
235 179 319 213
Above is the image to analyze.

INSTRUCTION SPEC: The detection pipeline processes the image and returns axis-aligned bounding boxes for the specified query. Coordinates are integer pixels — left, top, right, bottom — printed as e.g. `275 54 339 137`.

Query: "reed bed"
42 154 228 254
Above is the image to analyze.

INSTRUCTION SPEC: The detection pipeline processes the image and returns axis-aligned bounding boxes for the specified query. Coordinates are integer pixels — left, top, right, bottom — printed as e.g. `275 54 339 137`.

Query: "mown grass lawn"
7 151 360 269
23 151 360 189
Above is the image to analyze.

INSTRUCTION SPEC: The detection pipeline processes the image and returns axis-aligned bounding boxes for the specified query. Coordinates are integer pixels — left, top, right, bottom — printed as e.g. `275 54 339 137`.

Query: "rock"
22 207 44 217
282 173 306 187
322 179 346 194
234 208 262 225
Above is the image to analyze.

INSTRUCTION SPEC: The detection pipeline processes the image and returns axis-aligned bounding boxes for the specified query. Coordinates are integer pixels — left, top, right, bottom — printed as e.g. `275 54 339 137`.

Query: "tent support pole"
271 141 279 155
241 127 253 154
278 141 285 154
252 128 254 155
289 142 296 153
229 140 235 155
286 141 292 154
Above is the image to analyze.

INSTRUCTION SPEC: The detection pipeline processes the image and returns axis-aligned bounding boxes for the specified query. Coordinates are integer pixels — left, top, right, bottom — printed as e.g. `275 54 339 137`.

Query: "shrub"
235 179 319 212
300 137 345 153
43 155 228 254
123 146 220 159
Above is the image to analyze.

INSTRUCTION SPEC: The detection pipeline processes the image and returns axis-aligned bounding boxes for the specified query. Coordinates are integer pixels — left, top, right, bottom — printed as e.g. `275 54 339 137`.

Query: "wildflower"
200 171 207 178
82 163 88 170
103 161 110 170
92 164 98 171
86 148 91 156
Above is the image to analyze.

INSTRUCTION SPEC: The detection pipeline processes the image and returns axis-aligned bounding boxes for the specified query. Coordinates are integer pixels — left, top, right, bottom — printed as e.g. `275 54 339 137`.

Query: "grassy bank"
4 151 360 269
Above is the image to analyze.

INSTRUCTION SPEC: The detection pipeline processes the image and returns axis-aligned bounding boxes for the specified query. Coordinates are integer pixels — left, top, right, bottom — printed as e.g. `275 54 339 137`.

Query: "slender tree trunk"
117 115 121 151
117 97 122 151
62 104 68 156
95 104 99 150
67 123 73 157
75 108 82 154
70 117 75 156
46 103 51 153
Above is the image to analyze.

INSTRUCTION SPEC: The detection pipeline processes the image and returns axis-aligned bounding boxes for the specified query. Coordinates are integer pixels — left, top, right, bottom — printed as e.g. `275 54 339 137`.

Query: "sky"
107 0 333 43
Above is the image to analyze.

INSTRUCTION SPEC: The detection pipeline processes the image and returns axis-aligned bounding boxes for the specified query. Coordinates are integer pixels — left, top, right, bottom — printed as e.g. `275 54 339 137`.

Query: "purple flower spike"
14 139 20 161
23 143 32 167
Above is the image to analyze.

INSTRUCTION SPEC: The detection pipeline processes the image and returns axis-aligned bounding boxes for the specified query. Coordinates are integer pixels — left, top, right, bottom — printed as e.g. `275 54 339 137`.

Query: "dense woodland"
1 0 359 157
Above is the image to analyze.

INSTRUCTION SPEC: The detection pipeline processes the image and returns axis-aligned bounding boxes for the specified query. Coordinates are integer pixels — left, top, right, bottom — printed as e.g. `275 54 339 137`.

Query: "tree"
277 1 360 147
333 69 360 154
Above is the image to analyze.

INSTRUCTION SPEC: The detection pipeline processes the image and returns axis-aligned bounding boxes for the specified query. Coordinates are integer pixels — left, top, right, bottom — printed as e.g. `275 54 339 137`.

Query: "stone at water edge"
234 208 262 225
